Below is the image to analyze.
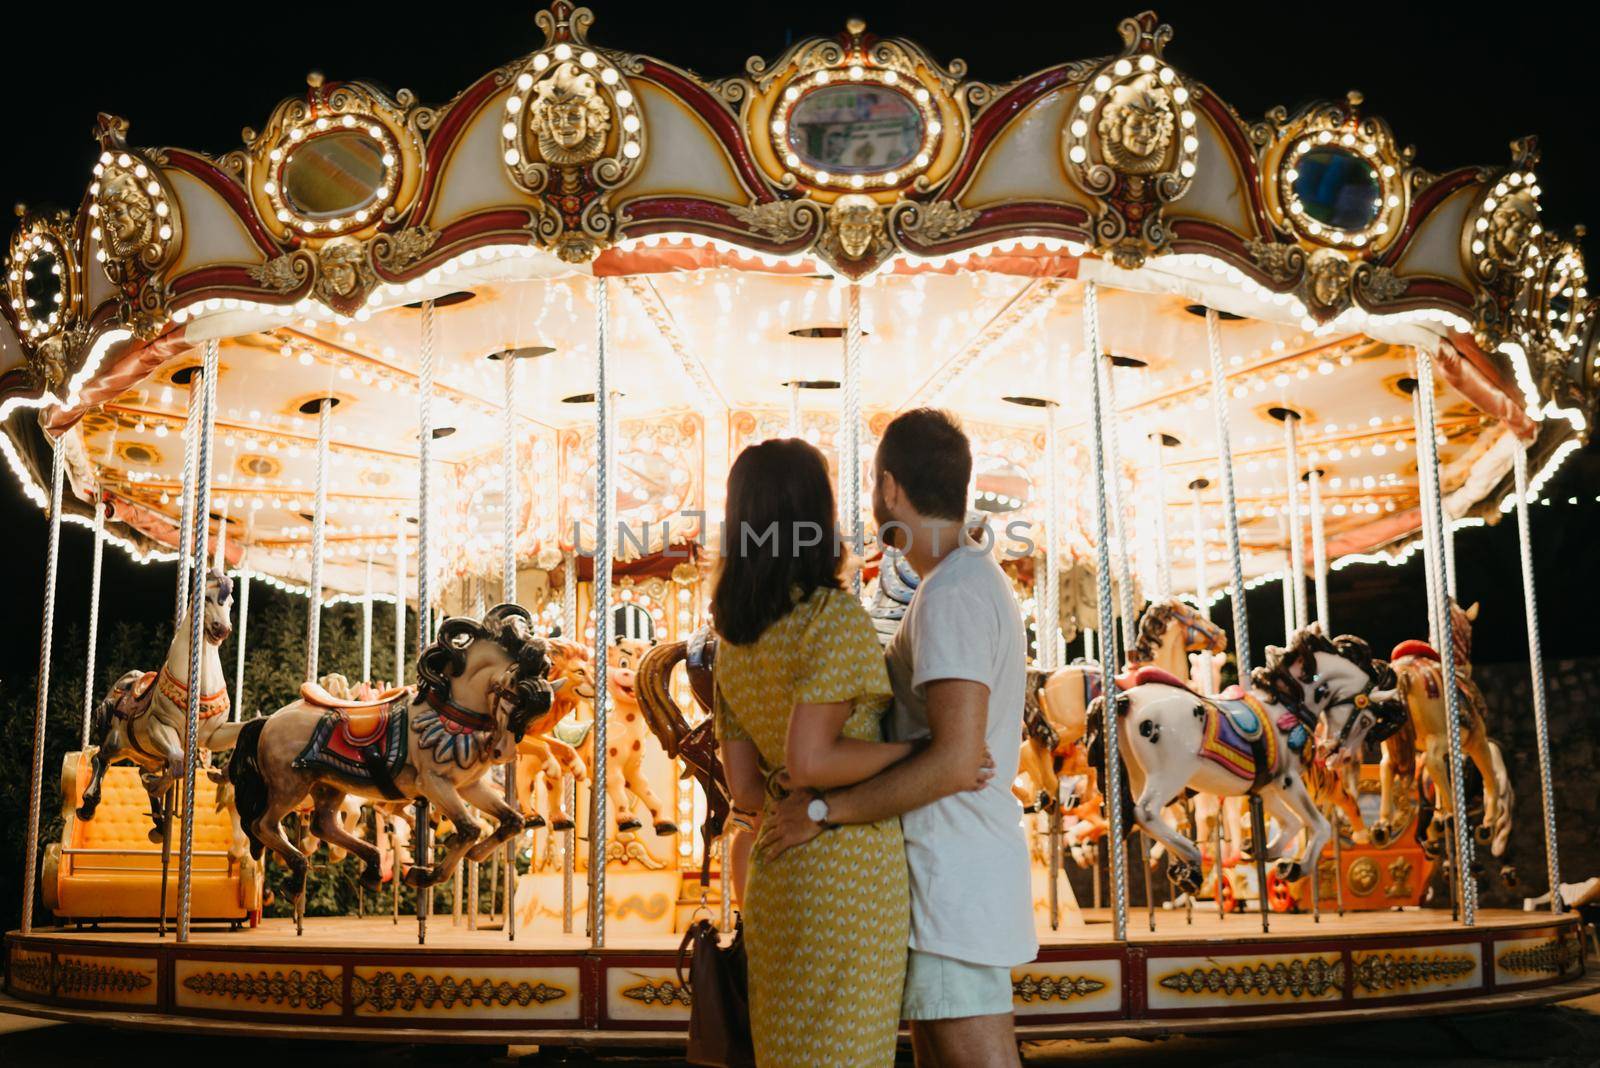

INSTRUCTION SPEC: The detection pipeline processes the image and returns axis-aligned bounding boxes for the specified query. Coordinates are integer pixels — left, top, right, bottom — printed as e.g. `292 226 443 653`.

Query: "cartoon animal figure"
588 637 679 836
513 638 597 830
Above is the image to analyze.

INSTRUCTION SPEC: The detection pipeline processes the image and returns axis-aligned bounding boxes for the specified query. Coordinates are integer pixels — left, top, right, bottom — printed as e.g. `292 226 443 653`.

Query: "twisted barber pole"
177 339 219 942
306 398 332 681
175 373 200 628
1306 467 1331 632
415 298 437 944
1280 411 1307 630
590 278 616 947
81 495 107 747
1082 282 1127 941
1514 444 1562 912
842 283 864 591
501 349 521 942
1415 346 1475 925
1206 309 1253 677
20 442 65 934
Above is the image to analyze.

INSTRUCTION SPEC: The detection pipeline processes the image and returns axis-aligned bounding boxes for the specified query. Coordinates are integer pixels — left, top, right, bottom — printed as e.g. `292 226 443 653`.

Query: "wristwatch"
805 793 835 829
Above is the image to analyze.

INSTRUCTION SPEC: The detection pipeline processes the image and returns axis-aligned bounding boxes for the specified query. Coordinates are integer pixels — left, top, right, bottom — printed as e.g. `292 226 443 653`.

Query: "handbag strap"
677 917 713 988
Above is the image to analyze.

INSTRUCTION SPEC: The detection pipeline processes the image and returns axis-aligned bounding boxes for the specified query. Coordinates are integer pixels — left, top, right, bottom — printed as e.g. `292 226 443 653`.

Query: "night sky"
1 2 1598 686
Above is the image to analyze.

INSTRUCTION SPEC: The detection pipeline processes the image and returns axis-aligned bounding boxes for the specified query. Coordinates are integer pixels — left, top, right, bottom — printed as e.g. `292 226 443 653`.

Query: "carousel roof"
0 4 1591 603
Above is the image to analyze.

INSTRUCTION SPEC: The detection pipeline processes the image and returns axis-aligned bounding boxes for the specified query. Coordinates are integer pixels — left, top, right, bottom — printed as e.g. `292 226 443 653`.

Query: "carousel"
2 4 1594 1045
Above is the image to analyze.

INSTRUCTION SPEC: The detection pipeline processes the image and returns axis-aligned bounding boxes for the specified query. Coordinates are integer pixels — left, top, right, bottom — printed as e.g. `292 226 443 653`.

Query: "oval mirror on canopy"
973 455 1032 514
281 131 389 220
1290 146 1383 232
786 84 925 175
23 249 64 324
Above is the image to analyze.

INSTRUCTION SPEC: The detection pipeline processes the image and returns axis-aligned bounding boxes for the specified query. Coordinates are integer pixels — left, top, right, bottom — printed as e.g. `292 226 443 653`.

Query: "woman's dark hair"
712 438 844 645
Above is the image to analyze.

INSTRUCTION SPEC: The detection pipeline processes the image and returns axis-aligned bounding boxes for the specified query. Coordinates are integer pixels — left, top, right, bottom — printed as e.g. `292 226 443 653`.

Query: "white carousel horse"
78 569 235 842
1093 625 1399 892
1333 599 1515 863
226 604 561 906
1016 598 1227 818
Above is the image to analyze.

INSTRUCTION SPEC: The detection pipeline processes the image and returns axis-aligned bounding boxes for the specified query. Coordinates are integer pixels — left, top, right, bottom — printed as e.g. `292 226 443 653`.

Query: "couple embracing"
712 408 1035 1068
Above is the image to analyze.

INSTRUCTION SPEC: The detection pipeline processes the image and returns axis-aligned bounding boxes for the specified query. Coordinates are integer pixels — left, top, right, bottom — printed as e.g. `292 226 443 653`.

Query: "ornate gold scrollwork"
8 205 85 392
89 117 181 327
88 117 182 338
892 198 981 246
502 3 644 263
1061 13 1199 269
1260 92 1410 255
226 74 425 312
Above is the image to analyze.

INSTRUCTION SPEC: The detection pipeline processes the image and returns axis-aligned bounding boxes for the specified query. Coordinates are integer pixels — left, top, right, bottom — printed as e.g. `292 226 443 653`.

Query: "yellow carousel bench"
43 751 260 923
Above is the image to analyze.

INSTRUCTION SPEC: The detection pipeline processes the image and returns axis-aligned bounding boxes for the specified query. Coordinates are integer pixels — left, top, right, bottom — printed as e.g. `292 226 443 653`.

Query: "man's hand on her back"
758 788 824 861
967 747 998 792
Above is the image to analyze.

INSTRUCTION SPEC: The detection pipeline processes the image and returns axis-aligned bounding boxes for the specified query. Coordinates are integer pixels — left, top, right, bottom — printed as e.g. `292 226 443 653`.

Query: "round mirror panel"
22 250 63 322
786 84 925 175
281 131 389 220
973 456 1032 514
1290 146 1383 232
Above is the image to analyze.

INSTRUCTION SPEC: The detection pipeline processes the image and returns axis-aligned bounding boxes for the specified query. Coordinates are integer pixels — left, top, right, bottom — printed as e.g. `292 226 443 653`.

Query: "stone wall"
1473 657 1600 908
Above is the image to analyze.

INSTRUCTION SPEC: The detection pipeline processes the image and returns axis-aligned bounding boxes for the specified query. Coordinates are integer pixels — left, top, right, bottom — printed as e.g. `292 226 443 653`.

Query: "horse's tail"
1487 737 1514 857
226 718 270 861
635 641 691 758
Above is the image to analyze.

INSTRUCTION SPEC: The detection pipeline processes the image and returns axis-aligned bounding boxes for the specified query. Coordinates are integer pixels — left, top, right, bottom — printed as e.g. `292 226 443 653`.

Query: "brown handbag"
678 914 756 1068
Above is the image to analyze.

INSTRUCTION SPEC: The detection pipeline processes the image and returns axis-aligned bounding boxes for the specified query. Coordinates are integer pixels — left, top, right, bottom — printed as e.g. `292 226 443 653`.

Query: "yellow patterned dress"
714 587 910 1068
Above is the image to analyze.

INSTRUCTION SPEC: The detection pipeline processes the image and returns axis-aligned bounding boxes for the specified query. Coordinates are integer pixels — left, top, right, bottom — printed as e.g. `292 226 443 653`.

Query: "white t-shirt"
886 539 1037 967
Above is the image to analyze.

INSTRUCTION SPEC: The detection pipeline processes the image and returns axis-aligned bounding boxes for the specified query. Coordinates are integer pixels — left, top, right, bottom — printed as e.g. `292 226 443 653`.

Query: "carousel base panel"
3 909 1588 1043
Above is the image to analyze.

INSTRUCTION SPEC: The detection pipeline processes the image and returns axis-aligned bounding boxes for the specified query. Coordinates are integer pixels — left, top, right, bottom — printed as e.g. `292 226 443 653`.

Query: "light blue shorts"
901 949 1015 1020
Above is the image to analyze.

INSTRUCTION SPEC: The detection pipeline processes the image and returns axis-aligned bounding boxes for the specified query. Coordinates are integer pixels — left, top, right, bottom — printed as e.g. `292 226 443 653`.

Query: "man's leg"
913 1014 1020 1068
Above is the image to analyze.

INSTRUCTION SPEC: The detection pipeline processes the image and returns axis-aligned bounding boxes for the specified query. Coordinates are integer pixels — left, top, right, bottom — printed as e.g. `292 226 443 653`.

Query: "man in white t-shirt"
764 408 1035 1067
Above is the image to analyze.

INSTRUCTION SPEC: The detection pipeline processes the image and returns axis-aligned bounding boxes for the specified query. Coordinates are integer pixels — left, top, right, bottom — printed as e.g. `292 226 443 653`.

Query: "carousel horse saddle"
301 680 409 715
293 695 410 799
1198 693 1279 791
1115 665 1196 694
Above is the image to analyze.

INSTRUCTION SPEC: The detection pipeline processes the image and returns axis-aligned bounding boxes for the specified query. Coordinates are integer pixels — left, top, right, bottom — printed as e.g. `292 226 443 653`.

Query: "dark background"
1 3 1598 925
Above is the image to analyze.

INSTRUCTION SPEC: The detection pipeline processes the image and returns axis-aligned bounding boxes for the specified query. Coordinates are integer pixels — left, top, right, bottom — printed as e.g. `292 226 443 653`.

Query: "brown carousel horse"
226 604 561 905
1340 599 1515 864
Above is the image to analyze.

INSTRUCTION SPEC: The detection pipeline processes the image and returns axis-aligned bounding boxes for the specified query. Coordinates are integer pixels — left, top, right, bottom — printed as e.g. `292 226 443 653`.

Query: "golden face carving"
315 237 370 303
98 170 155 261
828 194 884 260
1308 250 1352 309
1096 73 1176 174
529 61 611 165
1487 191 1537 267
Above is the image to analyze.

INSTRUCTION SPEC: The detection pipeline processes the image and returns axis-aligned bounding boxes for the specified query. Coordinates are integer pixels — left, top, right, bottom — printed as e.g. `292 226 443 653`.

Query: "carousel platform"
4 909 1590 1044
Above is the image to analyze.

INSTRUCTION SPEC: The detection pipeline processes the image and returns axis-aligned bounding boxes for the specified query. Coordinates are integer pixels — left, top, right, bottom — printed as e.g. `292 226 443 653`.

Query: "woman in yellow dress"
711 438 913 1068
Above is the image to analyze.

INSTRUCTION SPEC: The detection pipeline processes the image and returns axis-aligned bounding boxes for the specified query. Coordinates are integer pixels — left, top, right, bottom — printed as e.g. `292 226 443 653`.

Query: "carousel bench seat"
43 751 257 922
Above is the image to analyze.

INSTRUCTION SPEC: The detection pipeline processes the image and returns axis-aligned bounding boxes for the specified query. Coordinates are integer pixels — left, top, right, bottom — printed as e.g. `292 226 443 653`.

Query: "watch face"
807 797 829 823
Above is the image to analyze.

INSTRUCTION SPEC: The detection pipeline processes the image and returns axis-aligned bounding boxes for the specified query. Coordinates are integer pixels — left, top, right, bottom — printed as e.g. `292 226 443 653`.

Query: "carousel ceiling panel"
1391 184 1478 284
624 83 750 206
165 169 267 276
1174 107 1258 237
424 84 536 227
960 87 1089 210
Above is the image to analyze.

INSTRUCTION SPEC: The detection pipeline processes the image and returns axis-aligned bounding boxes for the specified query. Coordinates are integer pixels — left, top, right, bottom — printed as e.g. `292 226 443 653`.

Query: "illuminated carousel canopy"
1 4 1592 602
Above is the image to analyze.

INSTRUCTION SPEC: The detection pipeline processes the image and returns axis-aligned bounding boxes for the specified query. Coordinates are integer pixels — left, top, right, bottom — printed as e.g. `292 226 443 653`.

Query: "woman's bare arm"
784 700 914 790
720 737 766 814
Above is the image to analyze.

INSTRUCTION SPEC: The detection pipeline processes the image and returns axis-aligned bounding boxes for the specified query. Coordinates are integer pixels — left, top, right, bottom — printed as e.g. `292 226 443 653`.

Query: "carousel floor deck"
5 909 1590 1043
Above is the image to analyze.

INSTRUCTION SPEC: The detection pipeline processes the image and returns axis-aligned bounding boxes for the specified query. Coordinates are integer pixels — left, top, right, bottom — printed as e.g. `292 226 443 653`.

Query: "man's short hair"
877 408 971 521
